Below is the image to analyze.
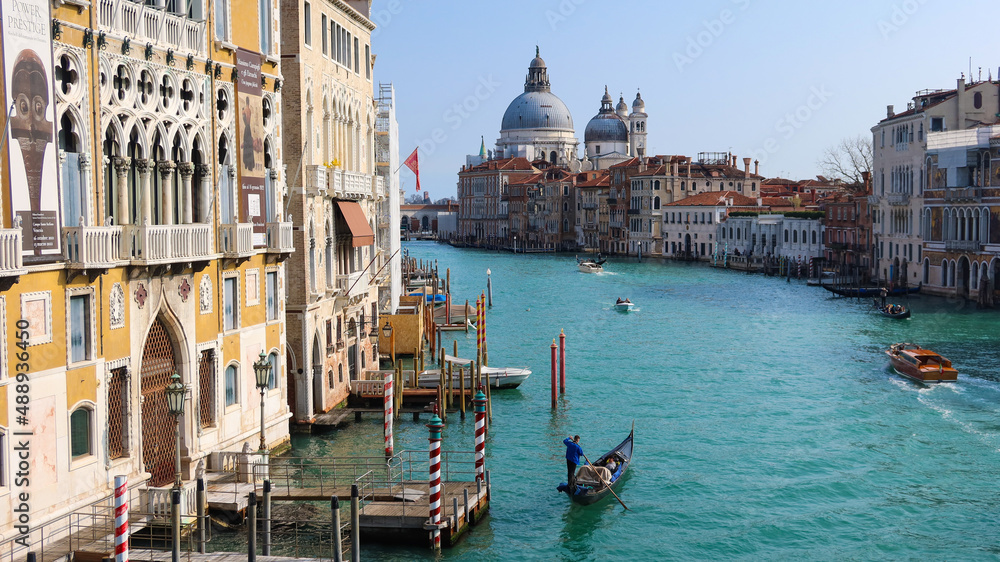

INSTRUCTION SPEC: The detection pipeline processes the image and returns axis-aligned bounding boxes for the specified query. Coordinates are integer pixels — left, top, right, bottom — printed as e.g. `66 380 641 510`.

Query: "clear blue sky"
368 0 1000 200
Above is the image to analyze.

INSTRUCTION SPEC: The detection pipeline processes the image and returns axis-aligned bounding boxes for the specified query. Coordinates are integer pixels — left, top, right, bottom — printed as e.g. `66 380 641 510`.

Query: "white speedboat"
417 365 531 389
614 301 634 312
578 261 603 273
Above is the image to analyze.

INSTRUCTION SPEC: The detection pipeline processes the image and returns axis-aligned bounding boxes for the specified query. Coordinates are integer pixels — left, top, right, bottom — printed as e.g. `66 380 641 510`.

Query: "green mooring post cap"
428 414 443 428
474 390 486 402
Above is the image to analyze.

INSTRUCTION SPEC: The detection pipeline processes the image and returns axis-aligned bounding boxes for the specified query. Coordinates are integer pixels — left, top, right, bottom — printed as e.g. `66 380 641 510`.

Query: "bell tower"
629 91 647 158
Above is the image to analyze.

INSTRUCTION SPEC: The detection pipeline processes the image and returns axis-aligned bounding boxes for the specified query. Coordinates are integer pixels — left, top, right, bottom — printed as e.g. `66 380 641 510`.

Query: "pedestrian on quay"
564 435 585 489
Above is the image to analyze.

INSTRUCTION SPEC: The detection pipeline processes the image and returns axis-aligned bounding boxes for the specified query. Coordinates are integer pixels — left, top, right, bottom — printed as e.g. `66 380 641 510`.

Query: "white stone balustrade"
63 225 124 267
265 222 294 253
327 170 372 200
0 228 24 276
140 480 198 520
219 223 254 257
337 271 369 299
887 192 910 206
99 0 206 55
126 223 214 264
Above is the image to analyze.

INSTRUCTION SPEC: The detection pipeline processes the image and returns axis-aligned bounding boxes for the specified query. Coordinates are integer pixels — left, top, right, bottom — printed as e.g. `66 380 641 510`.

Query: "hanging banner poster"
2 0 62 258
235 48 266 247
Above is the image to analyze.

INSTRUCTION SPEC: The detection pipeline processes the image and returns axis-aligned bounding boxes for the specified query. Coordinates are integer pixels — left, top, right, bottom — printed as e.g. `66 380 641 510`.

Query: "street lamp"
165 372 186 489
382 321 394 366
253 350 272 453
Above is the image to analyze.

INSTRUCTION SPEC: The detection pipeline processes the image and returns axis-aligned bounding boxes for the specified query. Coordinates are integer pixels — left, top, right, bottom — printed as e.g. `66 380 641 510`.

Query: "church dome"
585 87 628 143
501 91 574 131
616 95 628 119
632 91 645 112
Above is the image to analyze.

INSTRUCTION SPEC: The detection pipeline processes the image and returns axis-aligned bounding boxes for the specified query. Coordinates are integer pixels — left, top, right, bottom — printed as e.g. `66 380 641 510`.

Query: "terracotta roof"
664 190 758 207
507 173 545 186
576 170 610 187
465 156 536 172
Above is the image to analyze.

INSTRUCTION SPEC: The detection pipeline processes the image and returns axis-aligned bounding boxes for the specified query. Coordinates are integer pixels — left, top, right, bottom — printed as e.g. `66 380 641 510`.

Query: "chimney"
672 161 679 176
886 105 895 118
687 157 692 178
743 157 751 177
861 170 871 195
754 159 759 176
757 196 763 207
731 155 737 167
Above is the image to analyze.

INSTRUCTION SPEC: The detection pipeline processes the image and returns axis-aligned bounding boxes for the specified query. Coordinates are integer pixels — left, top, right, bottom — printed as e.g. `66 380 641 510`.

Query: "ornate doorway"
141 318 180 487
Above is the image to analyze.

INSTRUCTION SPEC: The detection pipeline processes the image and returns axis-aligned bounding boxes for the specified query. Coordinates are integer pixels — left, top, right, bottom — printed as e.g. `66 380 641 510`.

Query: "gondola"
557 424 633 505
873 302 910 319
822 284 921 298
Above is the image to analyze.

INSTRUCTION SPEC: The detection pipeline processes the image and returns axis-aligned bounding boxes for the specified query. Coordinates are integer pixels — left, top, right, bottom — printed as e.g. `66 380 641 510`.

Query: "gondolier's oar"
580 452 628 510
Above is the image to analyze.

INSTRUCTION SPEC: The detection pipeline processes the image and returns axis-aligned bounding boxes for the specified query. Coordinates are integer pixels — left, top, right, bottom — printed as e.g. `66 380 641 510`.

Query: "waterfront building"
375 83 402 313
822 176 874 281
506 166 577 250
280 0 383 420
401 202 459 235
720 213 825 263
575 170 611 251
870 77 1000 287
921 125 1000 302
663 191 759 259
457 157 537 244
0 0 294 539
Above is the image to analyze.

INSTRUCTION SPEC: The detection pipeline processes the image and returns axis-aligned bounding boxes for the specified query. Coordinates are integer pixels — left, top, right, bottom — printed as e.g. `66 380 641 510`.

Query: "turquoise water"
295 241 1000 560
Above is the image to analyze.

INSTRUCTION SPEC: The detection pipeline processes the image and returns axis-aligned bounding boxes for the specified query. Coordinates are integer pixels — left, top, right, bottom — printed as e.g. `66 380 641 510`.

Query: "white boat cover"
444 354 474 365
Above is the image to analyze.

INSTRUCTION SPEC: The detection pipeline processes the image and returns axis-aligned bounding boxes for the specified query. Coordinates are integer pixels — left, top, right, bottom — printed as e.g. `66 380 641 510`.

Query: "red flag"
404 147 421 191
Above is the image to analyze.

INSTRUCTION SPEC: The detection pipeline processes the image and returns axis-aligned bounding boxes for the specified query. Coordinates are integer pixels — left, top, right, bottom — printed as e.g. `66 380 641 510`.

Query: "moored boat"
417 362 531 389
557 425 633 505
886 343 958 383
823 284 921 298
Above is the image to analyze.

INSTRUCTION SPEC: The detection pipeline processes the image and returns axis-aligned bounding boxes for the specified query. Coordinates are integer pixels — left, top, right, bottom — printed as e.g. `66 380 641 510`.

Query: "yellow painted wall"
196 263 221 344
100 269 131 361
0 387 8 428
231 0 262 51
66 363 97 408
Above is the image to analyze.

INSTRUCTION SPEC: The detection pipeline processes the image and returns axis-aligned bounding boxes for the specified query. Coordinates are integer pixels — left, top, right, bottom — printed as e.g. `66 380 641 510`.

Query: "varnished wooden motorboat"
886 343 958 383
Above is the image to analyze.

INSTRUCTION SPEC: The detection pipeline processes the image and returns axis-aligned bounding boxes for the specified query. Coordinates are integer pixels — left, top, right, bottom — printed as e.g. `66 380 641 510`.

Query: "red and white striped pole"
473 390 487 482
427 414 444 549
114 475 129 562
384 372 394 458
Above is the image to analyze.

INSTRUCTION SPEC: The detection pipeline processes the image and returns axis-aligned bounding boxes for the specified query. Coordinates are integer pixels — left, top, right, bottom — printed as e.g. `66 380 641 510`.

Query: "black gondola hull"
558 427 633 505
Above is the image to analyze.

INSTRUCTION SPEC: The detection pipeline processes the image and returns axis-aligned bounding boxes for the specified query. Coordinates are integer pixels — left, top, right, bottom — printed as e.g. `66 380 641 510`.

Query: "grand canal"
296 241 1000 560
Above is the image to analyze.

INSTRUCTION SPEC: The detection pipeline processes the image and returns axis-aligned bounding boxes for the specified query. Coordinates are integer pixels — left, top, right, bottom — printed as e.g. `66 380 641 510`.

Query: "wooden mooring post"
332 496 343 562
247 492 257 562
263 481 272 556
351 485 361 562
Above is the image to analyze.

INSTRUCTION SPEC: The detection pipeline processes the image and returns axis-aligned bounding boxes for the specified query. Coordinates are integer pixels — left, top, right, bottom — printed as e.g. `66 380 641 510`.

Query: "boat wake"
917 390 1000 453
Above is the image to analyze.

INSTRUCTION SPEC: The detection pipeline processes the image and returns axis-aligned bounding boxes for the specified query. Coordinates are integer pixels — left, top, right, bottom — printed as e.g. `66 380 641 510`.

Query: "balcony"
124 223 214 266
375 175 386 199
945 239 981 252
944 187 982 202
867 194 880 206
627 209 640 215
265 222 294 254
328 170 373 200
886 192 910 206
305 165 327 196
0 228 25 278
98 0 207 55
219 223 254 259
607 198 618 205
63 225 125 269
337 271 369 300
581 202 597 210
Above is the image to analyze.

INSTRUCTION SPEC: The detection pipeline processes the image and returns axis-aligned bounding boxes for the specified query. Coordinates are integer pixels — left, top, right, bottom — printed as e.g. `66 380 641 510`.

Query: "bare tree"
818 135 873 191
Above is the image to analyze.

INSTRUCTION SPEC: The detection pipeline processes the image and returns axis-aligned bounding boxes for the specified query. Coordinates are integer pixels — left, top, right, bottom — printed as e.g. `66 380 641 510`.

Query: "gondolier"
564 435 584 488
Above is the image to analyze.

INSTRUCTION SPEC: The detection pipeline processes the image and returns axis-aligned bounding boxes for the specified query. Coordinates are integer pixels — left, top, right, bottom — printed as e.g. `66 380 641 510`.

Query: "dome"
501 91 574 131
616 95 628 119
584 114 628 143
529 45 545 68
632 91 645 112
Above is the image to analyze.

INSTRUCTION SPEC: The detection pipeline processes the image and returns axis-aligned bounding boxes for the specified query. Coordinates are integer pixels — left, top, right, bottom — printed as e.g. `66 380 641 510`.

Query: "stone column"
197 164 212 223
269 169 280 221
135 159 154 226
158 160 176 225
78 154 92 226
178 162 194 224
113 156 132 225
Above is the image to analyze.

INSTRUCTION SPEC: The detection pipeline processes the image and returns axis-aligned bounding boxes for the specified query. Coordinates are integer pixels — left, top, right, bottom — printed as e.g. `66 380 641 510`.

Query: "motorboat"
885 343 958 383
417 356 531 389
578 261 603 273
614 300 634 312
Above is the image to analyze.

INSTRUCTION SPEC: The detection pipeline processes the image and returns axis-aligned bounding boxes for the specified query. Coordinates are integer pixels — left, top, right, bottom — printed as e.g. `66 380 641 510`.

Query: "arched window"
225 364 239 406
653 196 660 210
328 369 335 389
784 229 789 242
793 230 798 243
268 352 279 390
338 364 344 383
923 259 930 284
70 407 92 458
812 231 817 245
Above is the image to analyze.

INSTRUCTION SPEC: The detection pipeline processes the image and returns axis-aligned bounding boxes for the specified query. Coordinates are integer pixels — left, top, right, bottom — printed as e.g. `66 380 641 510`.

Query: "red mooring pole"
558 329 566 394
550 339 557 409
